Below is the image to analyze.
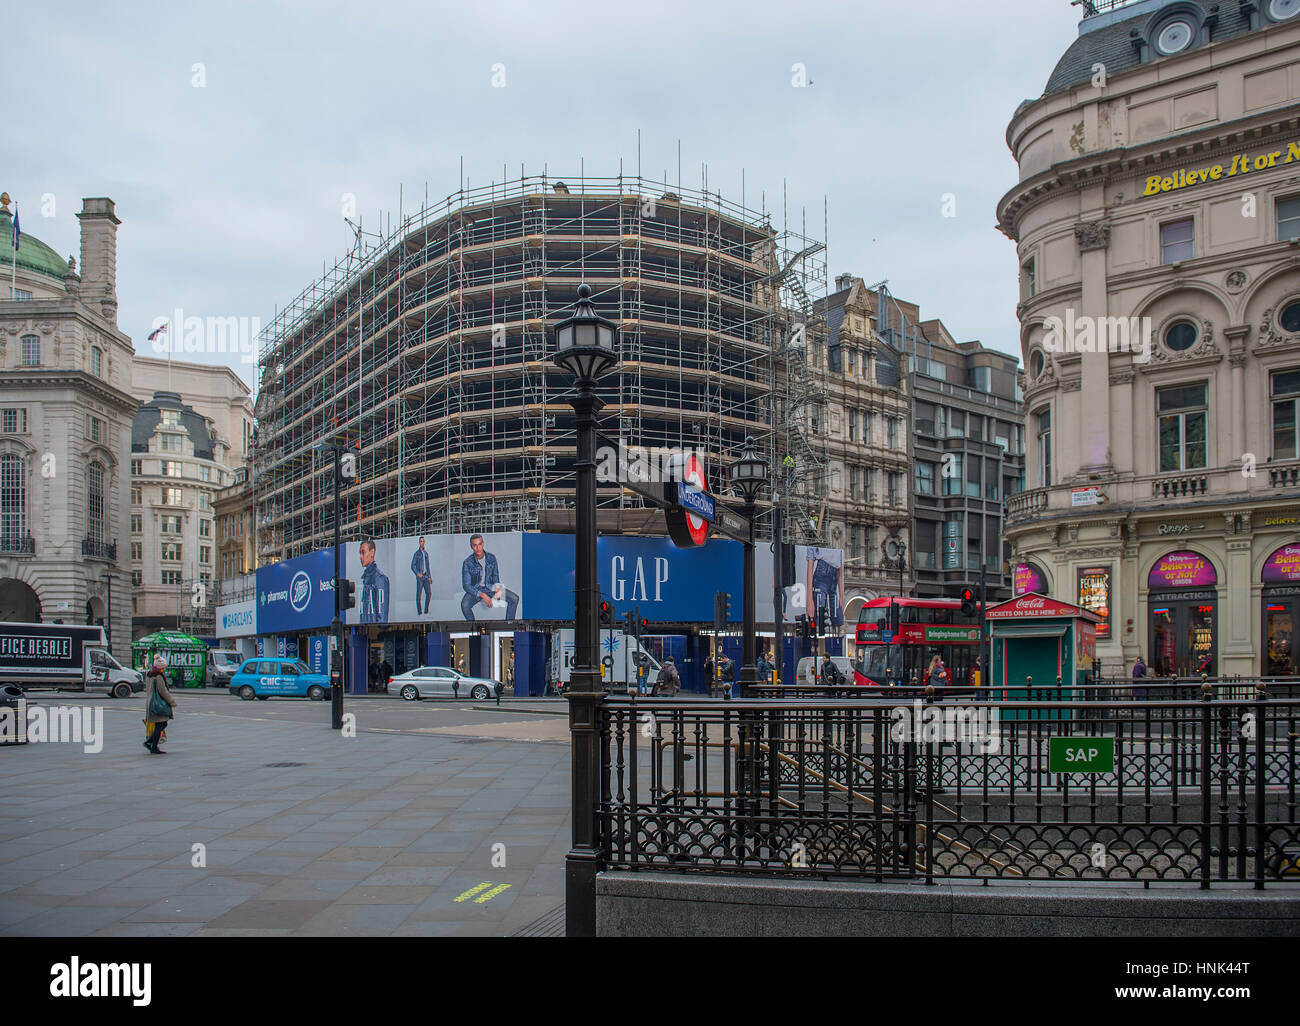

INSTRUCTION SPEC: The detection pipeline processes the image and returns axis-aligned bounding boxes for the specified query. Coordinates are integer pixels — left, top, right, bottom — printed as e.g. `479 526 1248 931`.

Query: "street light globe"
552 283 619 383
727 435 768 505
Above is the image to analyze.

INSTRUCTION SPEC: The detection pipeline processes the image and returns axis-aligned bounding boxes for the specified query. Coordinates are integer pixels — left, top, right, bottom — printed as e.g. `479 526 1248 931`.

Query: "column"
424 630 451 668
1075 210 1112 472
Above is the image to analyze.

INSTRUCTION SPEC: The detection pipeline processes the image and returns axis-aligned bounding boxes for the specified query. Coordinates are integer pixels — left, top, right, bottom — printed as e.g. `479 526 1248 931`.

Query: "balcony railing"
0 534 35 555
1269 461 1300 489
1152 471 1208 500
81 537 117 561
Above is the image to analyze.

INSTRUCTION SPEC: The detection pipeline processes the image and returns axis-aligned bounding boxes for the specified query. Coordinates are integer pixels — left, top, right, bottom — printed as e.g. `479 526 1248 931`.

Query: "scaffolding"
254 172 828 560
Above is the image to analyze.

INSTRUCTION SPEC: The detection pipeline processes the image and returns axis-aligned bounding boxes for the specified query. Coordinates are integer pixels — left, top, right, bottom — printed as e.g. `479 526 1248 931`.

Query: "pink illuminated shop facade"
1009 514 1300 679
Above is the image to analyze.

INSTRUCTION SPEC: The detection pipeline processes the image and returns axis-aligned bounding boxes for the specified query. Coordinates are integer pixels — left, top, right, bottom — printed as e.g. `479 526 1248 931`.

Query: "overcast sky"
9 0 1083 389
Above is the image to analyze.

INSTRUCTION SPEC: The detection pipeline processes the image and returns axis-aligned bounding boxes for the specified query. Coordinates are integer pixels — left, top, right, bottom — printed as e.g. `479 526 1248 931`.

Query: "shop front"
1146 550 1218 677
1261 542 1300 677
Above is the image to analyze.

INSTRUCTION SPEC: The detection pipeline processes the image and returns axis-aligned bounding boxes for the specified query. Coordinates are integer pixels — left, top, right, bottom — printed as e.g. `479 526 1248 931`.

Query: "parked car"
207 649 245 687
795 655 854 686
388 665 502 701
228 658 330 701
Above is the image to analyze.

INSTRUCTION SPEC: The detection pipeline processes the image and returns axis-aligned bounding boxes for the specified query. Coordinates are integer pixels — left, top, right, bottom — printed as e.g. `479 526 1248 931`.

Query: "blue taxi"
229 658 330 701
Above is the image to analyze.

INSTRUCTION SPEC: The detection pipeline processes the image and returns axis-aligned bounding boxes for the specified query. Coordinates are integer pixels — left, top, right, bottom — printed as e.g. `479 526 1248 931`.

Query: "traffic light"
338 577 356 611
624 610 636 637
599 599 613 627
639 616 649 635
713 591 730 630
961 587 976 618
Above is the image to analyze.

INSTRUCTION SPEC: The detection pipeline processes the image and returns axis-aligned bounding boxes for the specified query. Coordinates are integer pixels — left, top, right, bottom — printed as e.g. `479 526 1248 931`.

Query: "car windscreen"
291 660 311 673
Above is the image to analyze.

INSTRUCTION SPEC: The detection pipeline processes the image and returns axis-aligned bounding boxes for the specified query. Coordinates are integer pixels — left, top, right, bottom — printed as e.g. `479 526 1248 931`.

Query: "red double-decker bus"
853 597 982 688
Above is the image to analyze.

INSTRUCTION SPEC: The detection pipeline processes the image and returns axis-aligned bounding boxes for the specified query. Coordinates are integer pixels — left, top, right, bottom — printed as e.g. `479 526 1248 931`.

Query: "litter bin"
1 683 28 745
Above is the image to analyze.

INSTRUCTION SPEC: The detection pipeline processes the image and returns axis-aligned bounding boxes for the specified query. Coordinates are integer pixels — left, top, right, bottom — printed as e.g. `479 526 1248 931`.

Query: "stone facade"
997 2 1300 676
0 198 137 660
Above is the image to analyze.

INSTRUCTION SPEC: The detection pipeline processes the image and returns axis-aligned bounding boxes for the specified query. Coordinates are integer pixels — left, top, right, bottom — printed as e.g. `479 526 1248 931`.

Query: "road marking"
454 882 493 903
474 883 511 904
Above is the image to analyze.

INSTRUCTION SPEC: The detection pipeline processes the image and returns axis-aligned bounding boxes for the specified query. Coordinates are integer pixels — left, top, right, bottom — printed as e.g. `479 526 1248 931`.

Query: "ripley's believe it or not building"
999 0 1300 678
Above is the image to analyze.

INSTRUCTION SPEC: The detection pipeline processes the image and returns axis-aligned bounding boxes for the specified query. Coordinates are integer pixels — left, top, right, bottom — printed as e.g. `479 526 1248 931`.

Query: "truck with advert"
0 622 143 698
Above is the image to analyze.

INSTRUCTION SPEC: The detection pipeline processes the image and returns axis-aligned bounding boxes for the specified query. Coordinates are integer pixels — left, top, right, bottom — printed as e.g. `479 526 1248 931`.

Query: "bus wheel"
113 682 131 699
239 685 255 701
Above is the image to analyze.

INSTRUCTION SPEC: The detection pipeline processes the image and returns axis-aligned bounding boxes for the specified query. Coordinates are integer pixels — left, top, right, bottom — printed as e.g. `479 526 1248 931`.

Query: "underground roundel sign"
665 452 711 548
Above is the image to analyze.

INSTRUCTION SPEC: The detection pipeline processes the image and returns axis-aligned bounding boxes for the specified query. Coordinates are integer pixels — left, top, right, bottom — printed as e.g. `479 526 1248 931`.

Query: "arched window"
88 461 105 546
90 347 103 376
0 454 26 547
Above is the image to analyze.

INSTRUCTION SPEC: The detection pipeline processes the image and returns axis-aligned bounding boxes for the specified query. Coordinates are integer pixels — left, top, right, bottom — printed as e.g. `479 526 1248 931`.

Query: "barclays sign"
215 599 257 639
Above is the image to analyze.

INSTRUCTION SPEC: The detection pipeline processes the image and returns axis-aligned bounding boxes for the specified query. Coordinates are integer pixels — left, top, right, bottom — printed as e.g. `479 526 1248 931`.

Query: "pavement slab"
0 692 571 936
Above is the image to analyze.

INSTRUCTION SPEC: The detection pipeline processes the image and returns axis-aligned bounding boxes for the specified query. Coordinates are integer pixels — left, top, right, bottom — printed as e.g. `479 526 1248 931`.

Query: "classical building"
998 0 1300 676
129 358 254 638
0 195 136 658
815 276 912 621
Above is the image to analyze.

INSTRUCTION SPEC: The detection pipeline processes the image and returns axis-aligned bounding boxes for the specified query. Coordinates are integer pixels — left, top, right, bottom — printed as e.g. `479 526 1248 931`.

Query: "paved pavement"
0 690 572 936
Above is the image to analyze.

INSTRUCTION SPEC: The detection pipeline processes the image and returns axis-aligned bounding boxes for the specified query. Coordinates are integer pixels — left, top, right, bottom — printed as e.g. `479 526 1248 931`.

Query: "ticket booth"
985 593 1101 721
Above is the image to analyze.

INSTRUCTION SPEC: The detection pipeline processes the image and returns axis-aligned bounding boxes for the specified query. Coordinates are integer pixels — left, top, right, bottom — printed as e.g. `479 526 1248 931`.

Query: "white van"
795 655 854 686
207 649 245 687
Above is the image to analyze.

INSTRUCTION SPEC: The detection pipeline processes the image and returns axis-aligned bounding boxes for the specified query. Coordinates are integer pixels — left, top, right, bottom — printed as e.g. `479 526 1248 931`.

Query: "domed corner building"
0 196 137 658
996 1 1300 678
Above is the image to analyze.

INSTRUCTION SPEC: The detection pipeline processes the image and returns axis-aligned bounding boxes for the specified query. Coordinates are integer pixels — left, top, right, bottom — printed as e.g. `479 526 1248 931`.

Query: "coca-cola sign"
986 593 1091 620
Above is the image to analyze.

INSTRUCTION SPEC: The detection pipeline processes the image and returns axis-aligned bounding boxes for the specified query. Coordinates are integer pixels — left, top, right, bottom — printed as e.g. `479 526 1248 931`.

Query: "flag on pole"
10 205 18 251
147 323 169 341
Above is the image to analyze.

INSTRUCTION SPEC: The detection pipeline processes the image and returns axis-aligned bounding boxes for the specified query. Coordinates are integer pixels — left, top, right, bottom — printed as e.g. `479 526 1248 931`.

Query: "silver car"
388 665 502 701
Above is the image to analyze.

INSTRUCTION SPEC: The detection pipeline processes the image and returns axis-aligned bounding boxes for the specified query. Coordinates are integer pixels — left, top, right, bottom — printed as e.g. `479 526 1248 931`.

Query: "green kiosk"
985 593 1099 721
132 630 209 689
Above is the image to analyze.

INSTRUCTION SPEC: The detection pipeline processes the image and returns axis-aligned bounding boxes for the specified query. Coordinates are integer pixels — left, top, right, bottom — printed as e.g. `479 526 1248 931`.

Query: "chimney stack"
77 198 120 325
835 272 853 292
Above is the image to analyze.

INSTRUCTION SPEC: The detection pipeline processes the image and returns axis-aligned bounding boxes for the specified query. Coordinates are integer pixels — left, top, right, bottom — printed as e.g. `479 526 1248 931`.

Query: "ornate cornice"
1143 318 1220 368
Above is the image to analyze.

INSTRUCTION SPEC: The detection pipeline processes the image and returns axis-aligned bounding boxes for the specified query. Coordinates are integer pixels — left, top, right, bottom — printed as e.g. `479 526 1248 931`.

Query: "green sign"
925 626 979 642
1049 737 1115 773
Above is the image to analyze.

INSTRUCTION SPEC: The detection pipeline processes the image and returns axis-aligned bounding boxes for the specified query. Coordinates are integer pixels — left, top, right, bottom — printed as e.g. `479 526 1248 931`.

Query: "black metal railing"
596 688 1300 888
0 533 34 554
80 537 117 560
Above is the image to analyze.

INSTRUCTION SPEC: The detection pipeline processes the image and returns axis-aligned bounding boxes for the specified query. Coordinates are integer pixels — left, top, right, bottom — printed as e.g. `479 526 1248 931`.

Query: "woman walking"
143 654 177 755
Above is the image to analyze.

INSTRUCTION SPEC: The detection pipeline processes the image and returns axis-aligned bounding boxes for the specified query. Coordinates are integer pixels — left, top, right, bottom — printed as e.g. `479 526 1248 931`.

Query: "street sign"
676 481 716 523
1048 737 1115 773
881 630 893 643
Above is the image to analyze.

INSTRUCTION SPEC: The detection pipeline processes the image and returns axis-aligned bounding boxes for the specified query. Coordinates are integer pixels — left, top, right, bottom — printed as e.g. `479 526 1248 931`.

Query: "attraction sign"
1148 550 1217 589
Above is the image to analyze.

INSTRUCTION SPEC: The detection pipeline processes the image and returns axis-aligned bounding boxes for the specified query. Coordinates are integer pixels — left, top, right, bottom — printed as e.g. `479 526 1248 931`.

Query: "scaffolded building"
254 173 829 562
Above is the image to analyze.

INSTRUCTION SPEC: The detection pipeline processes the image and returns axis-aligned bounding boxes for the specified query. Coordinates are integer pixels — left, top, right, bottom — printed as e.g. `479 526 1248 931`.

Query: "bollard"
723 683 732 701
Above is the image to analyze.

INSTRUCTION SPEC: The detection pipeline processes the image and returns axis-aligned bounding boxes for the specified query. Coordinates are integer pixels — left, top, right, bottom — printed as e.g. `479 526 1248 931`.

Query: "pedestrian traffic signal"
599 599 613 627
338 577 356 611
960 588 976 618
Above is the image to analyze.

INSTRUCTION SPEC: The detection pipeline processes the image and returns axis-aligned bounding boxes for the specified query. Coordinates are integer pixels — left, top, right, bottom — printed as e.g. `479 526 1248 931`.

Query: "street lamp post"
553 283 618 939
728 436 768 698
101 572 114 652
316 441 347 730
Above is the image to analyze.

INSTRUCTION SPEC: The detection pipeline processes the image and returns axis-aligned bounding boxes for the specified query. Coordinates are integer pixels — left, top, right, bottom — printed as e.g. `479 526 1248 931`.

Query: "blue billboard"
256 548 339 634
522 534 744 622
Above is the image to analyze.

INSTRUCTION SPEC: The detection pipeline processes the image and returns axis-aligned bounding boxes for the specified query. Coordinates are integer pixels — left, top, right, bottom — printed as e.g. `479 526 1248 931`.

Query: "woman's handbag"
149 680 171 719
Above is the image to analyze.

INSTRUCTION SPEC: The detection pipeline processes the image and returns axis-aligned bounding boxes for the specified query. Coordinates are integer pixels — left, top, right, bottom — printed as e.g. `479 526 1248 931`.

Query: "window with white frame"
90 347 102 377
161 514 182 534
1272 369 1300 460
0 454 25 545
130 514 142 533
161 570 182 585
1 409 26 433
87 462 105 545
130 541 142 561
1160 218 1194 263
1157 383 1208 472
1277 195 1300 243
199 519 211 538
21 336 39 366
161 542 182 561
1036 408 1052 487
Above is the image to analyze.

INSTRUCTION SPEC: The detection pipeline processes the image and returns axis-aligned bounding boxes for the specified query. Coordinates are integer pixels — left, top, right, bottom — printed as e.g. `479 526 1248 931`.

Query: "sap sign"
215 600 257 639
522 534 743 622
256 548 338 634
